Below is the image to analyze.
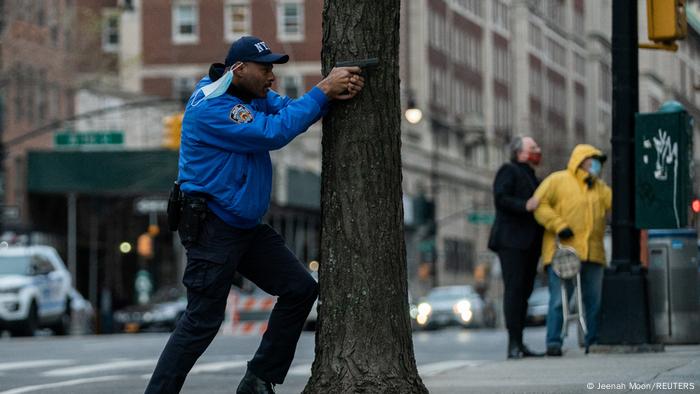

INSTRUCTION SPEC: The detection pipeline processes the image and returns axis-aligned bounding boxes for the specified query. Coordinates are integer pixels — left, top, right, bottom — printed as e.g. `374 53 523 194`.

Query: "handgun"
335 57 379 69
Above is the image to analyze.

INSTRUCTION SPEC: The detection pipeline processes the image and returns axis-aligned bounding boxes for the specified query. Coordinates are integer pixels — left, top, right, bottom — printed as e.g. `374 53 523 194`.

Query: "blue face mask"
588 158 602 177
192 62 242 106
201 68 233 100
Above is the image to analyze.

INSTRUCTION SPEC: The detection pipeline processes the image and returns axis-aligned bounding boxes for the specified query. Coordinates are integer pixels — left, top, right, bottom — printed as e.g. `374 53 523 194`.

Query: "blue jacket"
178 76 328 229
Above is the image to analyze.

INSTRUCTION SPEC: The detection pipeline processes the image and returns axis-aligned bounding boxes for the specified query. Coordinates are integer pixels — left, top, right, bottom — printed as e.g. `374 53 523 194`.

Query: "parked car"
113 287 186 333
0 246 73 336
415 285 496 330
525 286 549 326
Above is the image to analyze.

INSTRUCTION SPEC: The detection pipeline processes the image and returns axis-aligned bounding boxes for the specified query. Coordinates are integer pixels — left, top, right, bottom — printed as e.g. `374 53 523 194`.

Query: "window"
429 11 449 52
494 96 511 129
574 53 585 77
172 0 198 44
430 67 449 109
36 0 45 26
530 65 543 99
546 37 566 67
547 0 565 27
573 9 584 37
493 45 509 82
598 62 611 104
529 23 542 51
280 74 302 98
26 66 35 122
575 86 585 122
224 0 250 41
454 0 482 18
13 67 22 121
547 76 566 114
492 1 509 31
277 1 304 42
37 71 46 124
102 10 120 52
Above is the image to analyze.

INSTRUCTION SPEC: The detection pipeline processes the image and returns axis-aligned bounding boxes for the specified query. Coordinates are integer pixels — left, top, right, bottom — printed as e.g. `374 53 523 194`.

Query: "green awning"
28 150 179 195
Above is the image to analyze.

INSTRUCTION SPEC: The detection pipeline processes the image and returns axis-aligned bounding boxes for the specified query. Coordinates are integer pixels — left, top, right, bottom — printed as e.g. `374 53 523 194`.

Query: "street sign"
54 131 124 147
635 106 693 229
467 212 495 225
134 198 167 214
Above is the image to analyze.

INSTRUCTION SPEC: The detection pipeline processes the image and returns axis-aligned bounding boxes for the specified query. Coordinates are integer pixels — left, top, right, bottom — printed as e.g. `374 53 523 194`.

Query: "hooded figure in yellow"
533 144 611 356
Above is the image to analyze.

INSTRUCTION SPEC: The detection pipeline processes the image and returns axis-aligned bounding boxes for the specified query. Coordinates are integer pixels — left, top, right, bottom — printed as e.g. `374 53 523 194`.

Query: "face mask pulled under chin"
201 68 233 100
192 62 243 106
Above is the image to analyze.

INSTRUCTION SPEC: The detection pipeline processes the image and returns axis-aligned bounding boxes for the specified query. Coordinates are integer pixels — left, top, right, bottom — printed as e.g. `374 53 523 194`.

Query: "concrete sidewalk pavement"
423 345 700 394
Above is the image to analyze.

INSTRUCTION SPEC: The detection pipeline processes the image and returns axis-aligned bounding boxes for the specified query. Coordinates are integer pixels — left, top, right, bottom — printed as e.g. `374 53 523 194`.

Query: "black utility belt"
167 181 210 232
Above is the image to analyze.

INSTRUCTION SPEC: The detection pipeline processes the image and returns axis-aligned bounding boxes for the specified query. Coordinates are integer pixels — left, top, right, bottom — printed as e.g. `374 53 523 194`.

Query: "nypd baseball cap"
225 36 289 66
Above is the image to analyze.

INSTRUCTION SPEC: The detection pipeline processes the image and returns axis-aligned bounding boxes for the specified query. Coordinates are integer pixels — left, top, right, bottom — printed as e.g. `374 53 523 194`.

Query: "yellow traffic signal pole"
162 112 184 150
640 0 688 52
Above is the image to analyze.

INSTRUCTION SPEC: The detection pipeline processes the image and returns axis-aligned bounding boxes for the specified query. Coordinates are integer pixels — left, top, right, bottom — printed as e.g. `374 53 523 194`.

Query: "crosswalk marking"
286 363 312 376
0 359 487 384
42 359 157 377
418 360 486 377
0 375 128 394
190 360 248 374
0 360 74 372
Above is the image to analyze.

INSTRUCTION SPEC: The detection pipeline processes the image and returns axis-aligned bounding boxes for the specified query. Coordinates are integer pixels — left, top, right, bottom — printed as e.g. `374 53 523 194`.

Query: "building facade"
401 0 514 292
0 0 77 228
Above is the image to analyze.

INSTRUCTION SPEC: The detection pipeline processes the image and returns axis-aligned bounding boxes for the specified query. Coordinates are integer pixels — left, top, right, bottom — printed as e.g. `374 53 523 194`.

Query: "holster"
167 181 182 232
179 195 208 245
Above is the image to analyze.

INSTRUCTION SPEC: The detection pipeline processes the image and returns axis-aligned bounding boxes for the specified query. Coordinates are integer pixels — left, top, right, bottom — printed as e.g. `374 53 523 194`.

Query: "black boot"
507 339 523 359
236 369 276 394
546 346 563 357
519 343 544 357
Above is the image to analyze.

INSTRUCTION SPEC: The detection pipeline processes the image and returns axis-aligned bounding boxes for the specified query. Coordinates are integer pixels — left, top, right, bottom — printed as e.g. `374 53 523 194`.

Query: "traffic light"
137 233 153 258
162 112 184 150
691 198 700 214
646 0 687 43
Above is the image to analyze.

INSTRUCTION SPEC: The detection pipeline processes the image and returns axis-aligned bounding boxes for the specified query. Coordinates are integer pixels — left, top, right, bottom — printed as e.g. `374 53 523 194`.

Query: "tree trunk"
303 1 427 393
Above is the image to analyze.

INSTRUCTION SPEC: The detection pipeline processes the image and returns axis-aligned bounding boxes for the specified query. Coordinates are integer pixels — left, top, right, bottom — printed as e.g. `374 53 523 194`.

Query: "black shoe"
236 369 276 394
519 343 544 357
507 340 523 359
546 346 562 357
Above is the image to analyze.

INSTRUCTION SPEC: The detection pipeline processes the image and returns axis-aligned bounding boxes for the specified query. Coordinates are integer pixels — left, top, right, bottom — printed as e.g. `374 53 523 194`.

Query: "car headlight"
0 286 22 295
417 302 432 316
453 300 471 315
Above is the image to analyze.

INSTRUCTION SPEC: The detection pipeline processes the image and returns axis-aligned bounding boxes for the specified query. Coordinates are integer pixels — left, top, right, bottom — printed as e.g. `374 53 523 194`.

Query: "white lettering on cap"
254 41 270 53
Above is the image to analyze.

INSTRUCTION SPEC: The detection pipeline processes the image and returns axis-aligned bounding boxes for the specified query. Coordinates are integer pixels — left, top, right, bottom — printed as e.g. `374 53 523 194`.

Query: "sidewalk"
423 345 700 394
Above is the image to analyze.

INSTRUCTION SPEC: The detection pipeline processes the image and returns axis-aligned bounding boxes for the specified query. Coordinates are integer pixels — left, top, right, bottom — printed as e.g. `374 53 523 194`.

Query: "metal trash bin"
647 229 700 344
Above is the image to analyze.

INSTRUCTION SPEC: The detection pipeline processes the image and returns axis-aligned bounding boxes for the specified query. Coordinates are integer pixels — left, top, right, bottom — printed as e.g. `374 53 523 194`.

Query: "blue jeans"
546 262 604 348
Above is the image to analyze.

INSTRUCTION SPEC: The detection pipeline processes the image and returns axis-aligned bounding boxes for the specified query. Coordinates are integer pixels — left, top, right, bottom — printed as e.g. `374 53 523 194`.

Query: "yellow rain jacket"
533 144 612 266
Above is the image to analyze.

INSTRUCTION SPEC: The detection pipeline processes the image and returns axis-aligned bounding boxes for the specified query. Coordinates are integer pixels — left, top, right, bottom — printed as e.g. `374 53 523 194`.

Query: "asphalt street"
0 326 570 393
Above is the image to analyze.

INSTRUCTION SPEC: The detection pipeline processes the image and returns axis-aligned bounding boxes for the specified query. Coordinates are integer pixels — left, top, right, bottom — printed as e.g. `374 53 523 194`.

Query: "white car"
0 246 72 336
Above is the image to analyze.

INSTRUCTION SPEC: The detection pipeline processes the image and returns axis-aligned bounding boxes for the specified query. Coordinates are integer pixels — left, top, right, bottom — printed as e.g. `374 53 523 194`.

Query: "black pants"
145 212 318 394
498 247 539 344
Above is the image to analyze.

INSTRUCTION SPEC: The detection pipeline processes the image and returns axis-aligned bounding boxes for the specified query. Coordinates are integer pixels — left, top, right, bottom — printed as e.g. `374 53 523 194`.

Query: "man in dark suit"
489 136 545 359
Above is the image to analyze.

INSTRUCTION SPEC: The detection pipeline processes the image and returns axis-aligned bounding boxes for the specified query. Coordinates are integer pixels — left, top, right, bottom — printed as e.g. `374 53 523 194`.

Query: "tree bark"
303 1 427 393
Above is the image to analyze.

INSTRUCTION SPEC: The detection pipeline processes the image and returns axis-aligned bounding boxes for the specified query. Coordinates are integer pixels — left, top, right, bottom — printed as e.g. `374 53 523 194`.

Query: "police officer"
145 36 365 394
